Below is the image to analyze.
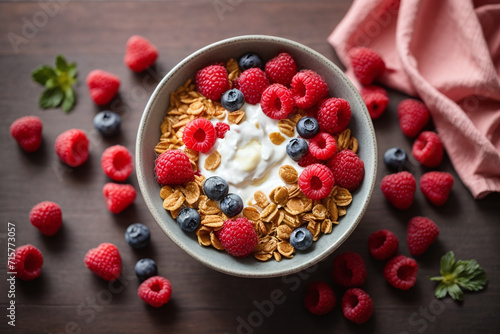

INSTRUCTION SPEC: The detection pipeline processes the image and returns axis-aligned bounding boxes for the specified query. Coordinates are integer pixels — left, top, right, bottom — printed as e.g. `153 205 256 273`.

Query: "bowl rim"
136 35 377 278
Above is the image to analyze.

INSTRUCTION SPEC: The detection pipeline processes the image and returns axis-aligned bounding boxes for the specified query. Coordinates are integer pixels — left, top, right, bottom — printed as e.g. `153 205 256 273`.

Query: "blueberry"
384 147 408 171
203 176 229 201
221 89 245 112
94 111 121 137
296 116 319 139
238 52 263 71
176 207 201 232
125 223 150 249
286 138 309 161
289 227 313 251
134 258 158 282
220 193 243 217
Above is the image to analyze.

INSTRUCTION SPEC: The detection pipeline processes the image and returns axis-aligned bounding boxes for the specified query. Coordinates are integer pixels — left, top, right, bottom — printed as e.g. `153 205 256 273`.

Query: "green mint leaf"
32 65 57 85
55 54 68 72
61 87 75 112
39 87 64 109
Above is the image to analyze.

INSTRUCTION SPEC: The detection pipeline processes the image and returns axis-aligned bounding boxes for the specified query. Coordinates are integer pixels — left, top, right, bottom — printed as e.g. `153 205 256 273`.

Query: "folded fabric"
328 0 500 199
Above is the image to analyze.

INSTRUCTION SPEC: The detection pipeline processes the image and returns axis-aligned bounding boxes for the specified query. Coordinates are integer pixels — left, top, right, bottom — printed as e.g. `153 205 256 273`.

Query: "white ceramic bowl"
136 35 377 278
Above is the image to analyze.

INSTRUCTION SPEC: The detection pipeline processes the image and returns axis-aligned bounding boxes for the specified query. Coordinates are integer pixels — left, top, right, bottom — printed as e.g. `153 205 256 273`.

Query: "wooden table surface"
1 1 499 333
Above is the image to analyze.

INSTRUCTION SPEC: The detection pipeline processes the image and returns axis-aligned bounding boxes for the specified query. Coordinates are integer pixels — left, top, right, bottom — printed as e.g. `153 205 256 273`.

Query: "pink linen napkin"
328 0 500 199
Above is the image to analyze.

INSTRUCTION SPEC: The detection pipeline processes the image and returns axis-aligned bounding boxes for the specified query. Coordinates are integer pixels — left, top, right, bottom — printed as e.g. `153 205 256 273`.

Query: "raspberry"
326 150 364 191
138 276 172 307
331 251 367 287
124 35 158 72
215 122 230 139
264 52 297 86
215 218 258 257
407 216 439 256
86 69 120 105
304 281 336 315
420 171 454 206
155 150 194 186
297 151 323 167
380 171 416 210
397 99 430 138
316 98 351 135
412 131 443 167
101 145 133 181
298 163 335 200
341 288 373 324
260 84 294 120
383 255 418 290
55 129 89 167
290 70 328 109
10 116 43 152
195 65 229 101
360 85 389 119
368 229 399 260
182 118 217 153
237 68 269 104
308 132 337 160
84 243 122 281
11 245 43 281
29 201 62 236
102 183 136 214
349 47 386 85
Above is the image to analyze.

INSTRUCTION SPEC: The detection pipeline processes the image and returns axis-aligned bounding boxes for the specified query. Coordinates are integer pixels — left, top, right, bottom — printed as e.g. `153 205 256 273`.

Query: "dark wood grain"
1 1 499 333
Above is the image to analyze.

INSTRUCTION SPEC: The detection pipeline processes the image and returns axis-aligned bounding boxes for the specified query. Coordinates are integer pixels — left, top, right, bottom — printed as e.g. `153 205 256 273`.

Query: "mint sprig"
32 55 77 112
429 251 487 301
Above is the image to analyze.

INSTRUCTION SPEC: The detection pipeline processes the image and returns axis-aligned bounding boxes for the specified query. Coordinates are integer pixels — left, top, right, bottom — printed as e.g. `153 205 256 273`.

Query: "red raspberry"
215 122 230 139
84 243 122 281
380 171 416 210
290 70 328 109
304 281 336 315
326 150 364 191
360 85 389 119
368 229 398 260
308 132 337 160
124 35 158 72
420 171 454 206
397 99 430 138
195 65 229 101
349 47 386 85
316 98 351 135
407 216 439 256
55 129 89 167
260 84 294 120
182 118 217 153
341 288 373 324
264 52 297 86
155 150 194 186
298 163 335 200
331 251 367 287
412 131 443 167
10 116 43 152
102 183 136 214
383 255 418 290
237 68 269 104
11 245 43 281
86 69 120 105
29 201 62 236
297 151 324 167
101 145 133 182
216 218 258 257
138 276 172 307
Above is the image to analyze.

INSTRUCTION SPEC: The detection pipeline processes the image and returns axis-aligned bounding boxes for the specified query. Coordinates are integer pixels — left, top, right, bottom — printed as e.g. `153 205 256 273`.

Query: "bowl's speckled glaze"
136 35 377 278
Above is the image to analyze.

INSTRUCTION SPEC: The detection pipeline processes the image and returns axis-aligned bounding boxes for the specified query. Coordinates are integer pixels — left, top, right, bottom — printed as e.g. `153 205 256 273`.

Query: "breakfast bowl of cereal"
136 35 377 278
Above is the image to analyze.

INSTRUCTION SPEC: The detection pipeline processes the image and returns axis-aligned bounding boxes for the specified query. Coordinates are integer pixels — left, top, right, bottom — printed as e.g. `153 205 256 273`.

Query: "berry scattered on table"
55 129 89 167
101 145 133 182
327 149 364 191
84 243 122 281
203 176 229 201
332 251 367 287
86 69 120 105
290 70 328 109
215 122 230 139
380 171 416 210
155 150 194 186
296 116 319 139
308 132 337 160
383 255 418 290
412 131 443 167
11 245 43 281
102 183 136 214
407 216 439 256
29 201 62 236
360 85 389 119
304 281 336 315
298 163 335 200
349 46 386 85
124 35 158 72
341 288 373 324
383 147 408 172
93 111 121 137
10 116 43 153
265 52 297 86
397 99 430 138
368 229 399 260
289 227 313 250
176 207 201 232
125 223 151 249
216 218 258 257
286 138 309 161
420 171 454 206
220 193 244 217
138 276 172 307
238 52 263 71
237 67 270 104
135 258 158 282
195 64 229 101
260 83 294 119
221 88 245 112
182 118 217 153
316 97 351 135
